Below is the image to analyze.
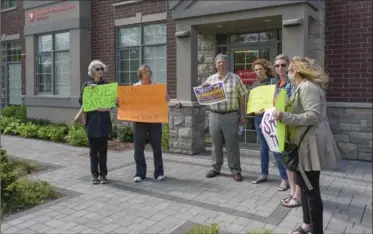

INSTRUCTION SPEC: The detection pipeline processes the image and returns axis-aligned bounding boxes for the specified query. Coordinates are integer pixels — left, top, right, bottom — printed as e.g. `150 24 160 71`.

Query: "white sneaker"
133 176 142 182
156 175 165 181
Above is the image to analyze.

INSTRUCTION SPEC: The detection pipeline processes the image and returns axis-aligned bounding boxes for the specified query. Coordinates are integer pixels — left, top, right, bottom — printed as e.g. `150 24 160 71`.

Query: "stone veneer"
327 103 372 161
168 104 206 155
167 33 217 154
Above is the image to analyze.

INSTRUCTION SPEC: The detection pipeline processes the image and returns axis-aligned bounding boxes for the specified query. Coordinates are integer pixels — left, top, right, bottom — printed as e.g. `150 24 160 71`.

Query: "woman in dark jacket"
79 59 112 185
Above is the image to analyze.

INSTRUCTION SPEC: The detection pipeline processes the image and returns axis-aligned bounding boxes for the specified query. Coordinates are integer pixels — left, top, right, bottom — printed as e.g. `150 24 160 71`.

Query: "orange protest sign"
117 84 168 123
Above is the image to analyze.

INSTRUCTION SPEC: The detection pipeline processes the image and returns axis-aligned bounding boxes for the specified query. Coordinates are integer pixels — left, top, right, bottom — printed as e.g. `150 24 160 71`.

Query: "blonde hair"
274 53 290 65
252 59 276 78
290 56 329 90
137 64 152 80
88 60 108 77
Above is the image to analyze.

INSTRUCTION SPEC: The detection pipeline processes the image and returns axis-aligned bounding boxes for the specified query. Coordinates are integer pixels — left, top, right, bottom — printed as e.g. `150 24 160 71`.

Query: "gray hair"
214 53 228 63
88 59 108 77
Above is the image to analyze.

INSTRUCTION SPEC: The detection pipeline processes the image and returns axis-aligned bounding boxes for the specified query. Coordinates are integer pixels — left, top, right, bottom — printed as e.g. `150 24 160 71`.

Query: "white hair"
88 59 108 77
214 53 228 63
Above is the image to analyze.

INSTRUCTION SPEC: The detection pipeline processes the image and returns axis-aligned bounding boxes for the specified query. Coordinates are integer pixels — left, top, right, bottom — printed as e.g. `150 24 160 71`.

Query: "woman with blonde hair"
132 64 169 183
79 59 112 185
250 59 288 190
273 56 340 234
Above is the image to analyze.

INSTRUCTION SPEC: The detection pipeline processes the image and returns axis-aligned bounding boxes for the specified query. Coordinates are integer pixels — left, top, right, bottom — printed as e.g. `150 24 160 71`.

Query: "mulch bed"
107 140 134 151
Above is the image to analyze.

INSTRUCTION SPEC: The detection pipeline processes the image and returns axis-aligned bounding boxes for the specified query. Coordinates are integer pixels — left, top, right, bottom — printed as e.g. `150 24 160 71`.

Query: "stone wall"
197 34 217 137
168 104 206 155
327 104 372 161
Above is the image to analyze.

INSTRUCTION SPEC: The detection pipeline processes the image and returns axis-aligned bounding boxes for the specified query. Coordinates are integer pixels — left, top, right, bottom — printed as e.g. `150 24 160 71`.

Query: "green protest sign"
83 82 118 112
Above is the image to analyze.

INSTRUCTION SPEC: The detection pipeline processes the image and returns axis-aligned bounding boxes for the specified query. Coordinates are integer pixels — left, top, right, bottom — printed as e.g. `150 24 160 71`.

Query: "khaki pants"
209 112 241 174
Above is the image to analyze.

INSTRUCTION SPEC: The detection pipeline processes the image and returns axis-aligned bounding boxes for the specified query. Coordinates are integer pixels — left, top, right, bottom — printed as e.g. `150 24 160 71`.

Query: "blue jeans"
254 116 288 180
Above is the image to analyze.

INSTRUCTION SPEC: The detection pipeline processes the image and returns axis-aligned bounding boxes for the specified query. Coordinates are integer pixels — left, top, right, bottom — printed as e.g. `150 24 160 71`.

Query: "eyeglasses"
95 67 104 72
275 64 287 68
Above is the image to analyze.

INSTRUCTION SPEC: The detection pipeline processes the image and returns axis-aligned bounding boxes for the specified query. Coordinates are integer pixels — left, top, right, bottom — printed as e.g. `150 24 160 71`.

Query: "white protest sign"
261 107 280 153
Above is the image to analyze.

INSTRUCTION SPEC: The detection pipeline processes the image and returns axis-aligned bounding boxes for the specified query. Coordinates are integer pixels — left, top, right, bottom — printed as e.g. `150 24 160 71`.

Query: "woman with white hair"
273 56 340 234
79 59 112 185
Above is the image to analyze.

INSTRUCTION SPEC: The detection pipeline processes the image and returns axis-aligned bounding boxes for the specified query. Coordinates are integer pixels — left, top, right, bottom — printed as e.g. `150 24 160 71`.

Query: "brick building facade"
1 0 372 160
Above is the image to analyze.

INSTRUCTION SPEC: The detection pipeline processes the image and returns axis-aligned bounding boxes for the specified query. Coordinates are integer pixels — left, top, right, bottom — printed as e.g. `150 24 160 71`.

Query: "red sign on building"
236 70 257 86
28 4 76 23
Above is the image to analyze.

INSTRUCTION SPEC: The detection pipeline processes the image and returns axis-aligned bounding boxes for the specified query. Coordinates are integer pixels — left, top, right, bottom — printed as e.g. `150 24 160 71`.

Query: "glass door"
231 45 275 144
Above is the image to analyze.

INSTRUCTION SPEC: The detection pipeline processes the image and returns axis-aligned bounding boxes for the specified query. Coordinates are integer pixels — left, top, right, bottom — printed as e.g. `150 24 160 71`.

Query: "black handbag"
280 126 312 172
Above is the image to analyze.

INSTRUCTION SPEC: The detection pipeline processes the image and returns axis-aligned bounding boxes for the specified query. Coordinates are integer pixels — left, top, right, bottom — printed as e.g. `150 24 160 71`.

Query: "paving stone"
1 136 372 234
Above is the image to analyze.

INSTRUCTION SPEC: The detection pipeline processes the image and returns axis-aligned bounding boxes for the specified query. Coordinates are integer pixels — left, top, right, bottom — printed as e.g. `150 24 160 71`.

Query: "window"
117 23 166 85
1 0 16 10
1 41 22 105
36 32 70 96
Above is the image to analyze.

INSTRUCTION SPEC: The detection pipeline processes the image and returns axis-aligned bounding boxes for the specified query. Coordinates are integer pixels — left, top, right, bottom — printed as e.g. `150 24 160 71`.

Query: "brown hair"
252 59 276 78
290 56 329 90
137 64 152 80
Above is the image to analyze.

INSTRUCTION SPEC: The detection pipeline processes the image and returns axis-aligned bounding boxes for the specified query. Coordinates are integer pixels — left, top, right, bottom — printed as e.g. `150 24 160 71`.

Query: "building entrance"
217 30 281 146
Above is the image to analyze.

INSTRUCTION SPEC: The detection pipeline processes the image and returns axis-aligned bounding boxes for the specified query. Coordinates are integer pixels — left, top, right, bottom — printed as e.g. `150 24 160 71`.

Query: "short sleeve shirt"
203 72 248 112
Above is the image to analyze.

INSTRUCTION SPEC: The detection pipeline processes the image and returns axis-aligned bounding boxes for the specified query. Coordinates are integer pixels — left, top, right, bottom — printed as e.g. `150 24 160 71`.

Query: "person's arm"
79 81 88 107
236 76 248 117
281 83 321 126
201 76 212 87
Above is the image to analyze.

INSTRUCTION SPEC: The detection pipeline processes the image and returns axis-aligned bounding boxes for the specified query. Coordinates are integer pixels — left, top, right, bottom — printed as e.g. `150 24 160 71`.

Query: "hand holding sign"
261 108 280 152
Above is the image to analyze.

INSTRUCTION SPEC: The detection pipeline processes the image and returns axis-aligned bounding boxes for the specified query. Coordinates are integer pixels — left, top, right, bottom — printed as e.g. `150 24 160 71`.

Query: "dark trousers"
133 122 164 178
296 170 323 234
88 136 108 177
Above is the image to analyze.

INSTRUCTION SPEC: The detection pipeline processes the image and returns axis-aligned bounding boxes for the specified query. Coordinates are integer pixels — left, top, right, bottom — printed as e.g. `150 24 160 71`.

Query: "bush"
0 117 23 135
109 124 119 140
65 124 88 147
161 123 170 151
19 123 39 138
0 148 60 218
187 224 219 234
118 125 133 142
2 105 26 121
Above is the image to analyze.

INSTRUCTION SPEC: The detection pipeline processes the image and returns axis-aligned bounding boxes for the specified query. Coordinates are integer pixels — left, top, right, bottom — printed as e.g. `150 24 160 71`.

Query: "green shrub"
65 124 88 147
161 123 170 151
47 125 68 142
2 105 26 120
19 123 39 138
0 148 60 218
0 117 23 135
109 124 119 140
186 224 219 234
2 178 60 216
118 125 133 142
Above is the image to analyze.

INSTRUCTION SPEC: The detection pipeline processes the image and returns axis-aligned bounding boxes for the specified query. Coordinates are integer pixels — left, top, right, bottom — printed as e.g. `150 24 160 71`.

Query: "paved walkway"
0 135 372 234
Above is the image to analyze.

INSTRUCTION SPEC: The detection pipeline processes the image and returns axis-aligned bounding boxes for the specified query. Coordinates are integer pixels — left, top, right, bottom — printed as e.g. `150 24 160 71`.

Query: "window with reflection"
1 0 16 9
1 40 22 105
117 23 166 85
36 32 70 96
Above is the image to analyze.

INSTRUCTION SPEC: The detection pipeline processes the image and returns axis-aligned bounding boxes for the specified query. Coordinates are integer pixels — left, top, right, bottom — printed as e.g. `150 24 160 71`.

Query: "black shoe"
100 176 108 184
91 176 99 184
206 170 220 178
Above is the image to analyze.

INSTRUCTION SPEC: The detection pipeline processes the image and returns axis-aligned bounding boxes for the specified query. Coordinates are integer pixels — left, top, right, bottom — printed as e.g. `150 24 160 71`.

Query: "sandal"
281 194 293 203
288 226 310 234
282 197 301 208
278 181 289 191
252 176 268 184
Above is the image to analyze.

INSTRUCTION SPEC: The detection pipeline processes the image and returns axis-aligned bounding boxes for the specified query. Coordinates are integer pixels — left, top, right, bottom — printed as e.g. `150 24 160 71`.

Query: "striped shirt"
203 72 247 112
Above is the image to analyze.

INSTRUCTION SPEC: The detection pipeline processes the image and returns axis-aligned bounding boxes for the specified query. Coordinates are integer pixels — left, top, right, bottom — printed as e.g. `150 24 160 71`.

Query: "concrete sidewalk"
1 135 372 234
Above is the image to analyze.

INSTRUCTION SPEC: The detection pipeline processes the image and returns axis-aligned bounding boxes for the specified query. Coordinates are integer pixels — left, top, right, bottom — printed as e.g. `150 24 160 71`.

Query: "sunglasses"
275 64 287 68
95 68 104 72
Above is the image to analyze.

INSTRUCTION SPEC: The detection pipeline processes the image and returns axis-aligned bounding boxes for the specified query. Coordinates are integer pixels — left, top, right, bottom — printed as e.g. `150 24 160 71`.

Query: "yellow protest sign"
246 85 276 114
275 89 286 152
